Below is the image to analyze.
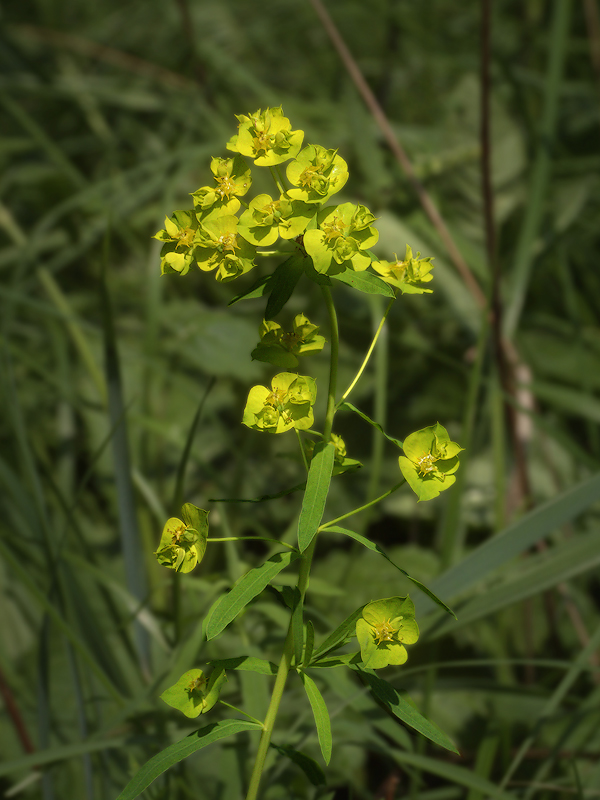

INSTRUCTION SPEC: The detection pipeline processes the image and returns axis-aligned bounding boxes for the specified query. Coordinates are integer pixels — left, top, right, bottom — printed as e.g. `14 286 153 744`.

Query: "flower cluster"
242 373 317 434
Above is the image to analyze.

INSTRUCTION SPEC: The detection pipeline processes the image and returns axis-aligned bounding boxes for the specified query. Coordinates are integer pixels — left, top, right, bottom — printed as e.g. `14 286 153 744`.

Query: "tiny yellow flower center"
298 163 324 190
215 175 235 199
171 523 188 544
252 129 273 155
176 227 195 250
321 217 345 244
217 233 238 253
373 618 400 645
188 675 207 693
281 330 302 349
266 388 287 407
416 452 436 475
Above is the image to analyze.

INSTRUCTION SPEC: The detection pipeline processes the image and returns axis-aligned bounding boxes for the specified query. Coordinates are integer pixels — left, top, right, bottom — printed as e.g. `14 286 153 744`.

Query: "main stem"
244 284 339 800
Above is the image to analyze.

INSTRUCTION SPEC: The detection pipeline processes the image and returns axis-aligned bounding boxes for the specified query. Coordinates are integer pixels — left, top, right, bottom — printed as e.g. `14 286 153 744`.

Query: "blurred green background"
2 0 600 798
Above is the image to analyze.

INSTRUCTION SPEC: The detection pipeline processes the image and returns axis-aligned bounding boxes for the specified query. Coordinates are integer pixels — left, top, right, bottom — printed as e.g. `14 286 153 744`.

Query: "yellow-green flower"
399 423 462 501
373 245 434 294
303 202 378 275
191 155 251 220
194 215 257 282
356 596 419 669
237 194 315 246
286 145 349 204
227 107 304 166
243 372 316 434
251 313 326 368
154 504 209 573
160 667 227 718
153 209 199 276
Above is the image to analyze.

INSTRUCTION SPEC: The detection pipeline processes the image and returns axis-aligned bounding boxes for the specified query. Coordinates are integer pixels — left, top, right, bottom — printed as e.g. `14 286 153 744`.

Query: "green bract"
398 423 463 501
373 245 435 294
160 667 227 719
154 504 209 573
154 209 200 276
251 313 326 368
194 215 257 282
243 372 316 434
237 194 315 246
227 107 304 167
303 202 378 275
191 155 252 220
286 145 349 204
356 596 419 669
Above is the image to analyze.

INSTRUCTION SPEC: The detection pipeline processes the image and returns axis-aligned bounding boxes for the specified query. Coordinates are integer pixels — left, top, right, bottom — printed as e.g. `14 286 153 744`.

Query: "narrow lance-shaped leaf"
116 719 262 800
332 269 395 297
270 744 326 787
206 551 300 640
311 606 365 661
356 667 459 754
324 526 455 619
265 252 306 319
299 672 333 764
298 442 336 552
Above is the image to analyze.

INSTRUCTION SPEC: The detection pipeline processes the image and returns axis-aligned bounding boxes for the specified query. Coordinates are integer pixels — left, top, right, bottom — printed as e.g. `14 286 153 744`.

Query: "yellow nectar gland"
281 330 302 349
373 618 399 645
298 163 324 190
416 452 436 475
188 675 207 693
252 129 272 155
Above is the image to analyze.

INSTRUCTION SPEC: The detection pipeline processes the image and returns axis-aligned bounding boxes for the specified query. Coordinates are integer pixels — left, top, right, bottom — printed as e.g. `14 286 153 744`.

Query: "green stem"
207 537 298 551
269 166 285 195
321 285 339 443
245 284 340 800
245 535 318 800
319 480 405 531
338 298 394 406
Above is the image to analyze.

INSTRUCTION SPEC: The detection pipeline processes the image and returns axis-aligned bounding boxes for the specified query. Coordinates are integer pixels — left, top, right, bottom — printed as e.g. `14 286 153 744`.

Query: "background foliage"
1 0 600 798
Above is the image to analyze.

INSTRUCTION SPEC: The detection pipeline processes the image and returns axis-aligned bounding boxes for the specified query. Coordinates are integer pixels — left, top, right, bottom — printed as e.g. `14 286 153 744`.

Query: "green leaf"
207 656 278 675
309 653 362 668
302 620 315 667
116 719 262 800
265 252 306 319
228 273 273 306
332 269 395 297
299 672 333 764
338 401 403 448
324 526 455 618
271 744 326 786
297 442 336 552
206 551 300 640
311 606 365 661
357 668 458 754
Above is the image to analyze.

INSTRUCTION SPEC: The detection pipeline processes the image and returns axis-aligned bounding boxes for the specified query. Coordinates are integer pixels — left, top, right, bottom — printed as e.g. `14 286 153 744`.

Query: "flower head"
194 215 257 282
191 155 252 221
243 372 316 434
286 145 349 204
153 210 200 276
398 423 462 501
303 202 378 275
356 596 419 669
237 194 316 246
227 107 304 166
251 313 326 368
373 245 434 294
154 504 209 573
160 666 227 718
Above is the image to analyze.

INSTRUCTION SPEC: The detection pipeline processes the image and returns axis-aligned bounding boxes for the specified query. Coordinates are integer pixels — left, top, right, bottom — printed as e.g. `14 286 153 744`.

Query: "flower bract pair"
251 313 326 368
373 245 435 294
356 596 419 669
154 504 209 573
399 423 462 501
243 373 316 434
160 667 227 718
